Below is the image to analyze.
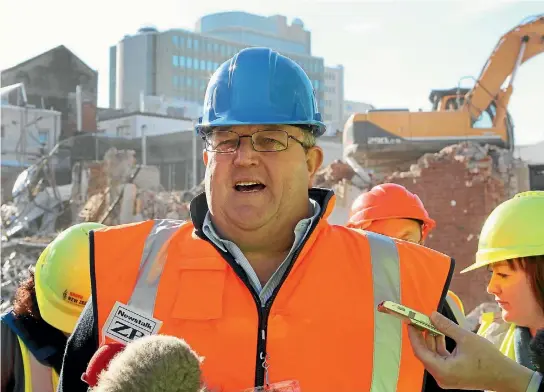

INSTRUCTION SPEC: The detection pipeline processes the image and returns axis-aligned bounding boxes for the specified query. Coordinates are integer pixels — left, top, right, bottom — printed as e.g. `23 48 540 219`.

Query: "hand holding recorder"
407 311 539 392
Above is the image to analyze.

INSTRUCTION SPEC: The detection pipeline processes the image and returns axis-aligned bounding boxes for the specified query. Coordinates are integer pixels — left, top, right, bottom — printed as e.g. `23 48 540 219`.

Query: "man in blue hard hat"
58 47 463 392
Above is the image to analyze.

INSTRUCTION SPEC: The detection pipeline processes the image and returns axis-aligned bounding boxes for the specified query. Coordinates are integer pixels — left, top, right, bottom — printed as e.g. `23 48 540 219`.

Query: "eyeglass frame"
201 129 308 153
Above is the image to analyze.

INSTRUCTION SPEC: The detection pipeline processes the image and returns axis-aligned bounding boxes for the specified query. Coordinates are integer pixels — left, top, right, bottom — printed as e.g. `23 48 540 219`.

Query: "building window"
199 60 205 70
220 45 226 56
180 56 186 68
179 36 185 47
187 77 192 87
172 55 178 67
207 61 213 71
172 36 178 47
194 60 199 70
213 43 219 52
187 57 192 68
187 38 192 49
194 39 199 50
206 42 212 52
213 62 219 70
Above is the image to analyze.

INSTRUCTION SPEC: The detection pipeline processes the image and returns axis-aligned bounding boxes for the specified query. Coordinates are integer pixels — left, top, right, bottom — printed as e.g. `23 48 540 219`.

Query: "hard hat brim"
460 260 493 274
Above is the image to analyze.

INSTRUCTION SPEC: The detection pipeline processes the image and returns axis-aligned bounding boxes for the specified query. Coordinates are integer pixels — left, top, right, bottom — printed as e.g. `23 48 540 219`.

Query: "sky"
1 0 543 145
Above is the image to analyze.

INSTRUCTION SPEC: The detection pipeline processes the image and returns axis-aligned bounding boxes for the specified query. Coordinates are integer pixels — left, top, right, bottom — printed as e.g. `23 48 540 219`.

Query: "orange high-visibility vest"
91 191 453 392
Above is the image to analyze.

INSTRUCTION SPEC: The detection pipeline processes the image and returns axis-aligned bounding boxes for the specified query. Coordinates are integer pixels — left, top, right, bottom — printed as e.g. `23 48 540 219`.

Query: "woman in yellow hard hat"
461 191 544 371
1 222 105 392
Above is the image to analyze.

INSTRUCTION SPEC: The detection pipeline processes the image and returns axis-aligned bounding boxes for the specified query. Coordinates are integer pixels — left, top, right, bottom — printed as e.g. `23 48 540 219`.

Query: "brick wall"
382 143 527 313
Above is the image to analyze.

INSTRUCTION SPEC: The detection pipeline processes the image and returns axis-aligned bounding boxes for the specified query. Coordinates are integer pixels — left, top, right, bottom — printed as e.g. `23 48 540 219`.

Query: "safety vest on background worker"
445 290 469 330
1 310 59 392
477 313 516 360
91 190 454 392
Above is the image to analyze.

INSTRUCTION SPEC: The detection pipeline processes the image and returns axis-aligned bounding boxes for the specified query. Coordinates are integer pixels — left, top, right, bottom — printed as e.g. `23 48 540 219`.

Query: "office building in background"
110 12 325 115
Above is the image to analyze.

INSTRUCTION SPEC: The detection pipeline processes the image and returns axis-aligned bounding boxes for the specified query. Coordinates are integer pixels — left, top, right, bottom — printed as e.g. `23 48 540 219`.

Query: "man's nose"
233 136 259 167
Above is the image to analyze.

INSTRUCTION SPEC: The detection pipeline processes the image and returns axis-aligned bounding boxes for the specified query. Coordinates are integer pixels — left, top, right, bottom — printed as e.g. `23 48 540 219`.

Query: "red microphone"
81 342 126 387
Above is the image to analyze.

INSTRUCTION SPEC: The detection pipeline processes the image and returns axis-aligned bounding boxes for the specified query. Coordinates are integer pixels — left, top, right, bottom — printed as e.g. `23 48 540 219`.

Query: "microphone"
82 335 204 392
81 342 126 387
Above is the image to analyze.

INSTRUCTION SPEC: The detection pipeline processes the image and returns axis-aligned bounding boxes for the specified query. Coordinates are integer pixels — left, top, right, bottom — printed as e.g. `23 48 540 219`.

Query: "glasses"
202 130 306 153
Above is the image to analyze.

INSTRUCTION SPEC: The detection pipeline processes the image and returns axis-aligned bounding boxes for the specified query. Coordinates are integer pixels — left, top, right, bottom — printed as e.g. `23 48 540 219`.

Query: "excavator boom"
463 14 544 121
343 14 543 176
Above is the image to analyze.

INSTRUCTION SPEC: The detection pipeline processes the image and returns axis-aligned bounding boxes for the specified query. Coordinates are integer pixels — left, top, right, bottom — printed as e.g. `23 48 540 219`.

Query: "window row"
172 56 221 72
173 75 209 91
172 36 239 57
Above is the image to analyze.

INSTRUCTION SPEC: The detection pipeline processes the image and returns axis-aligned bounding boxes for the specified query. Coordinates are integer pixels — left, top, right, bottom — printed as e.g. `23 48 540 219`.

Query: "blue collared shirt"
202 199 321 306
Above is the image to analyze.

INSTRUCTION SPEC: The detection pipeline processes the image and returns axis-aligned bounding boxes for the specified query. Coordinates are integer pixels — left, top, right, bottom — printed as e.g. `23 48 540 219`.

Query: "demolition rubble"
0 142 531 313
0 147 203 307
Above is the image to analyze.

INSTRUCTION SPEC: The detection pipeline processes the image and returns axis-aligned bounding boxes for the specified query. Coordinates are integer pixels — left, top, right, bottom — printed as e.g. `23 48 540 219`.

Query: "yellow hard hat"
461 191 544 274
34 222 106 333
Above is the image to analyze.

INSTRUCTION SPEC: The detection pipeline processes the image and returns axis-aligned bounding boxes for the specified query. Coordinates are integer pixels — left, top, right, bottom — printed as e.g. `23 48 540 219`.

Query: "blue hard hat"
196 47 326 137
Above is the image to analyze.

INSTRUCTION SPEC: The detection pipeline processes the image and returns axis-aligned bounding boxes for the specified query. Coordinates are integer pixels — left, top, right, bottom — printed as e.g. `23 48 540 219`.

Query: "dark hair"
13 269 42 320
507 255 544 312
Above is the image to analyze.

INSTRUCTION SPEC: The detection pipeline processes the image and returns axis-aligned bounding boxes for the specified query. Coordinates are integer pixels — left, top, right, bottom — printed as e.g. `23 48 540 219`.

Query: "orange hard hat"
347 183 436 239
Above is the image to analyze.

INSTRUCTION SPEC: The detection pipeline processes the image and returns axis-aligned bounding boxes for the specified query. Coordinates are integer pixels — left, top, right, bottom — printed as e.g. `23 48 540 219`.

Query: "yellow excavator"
343 14 544 172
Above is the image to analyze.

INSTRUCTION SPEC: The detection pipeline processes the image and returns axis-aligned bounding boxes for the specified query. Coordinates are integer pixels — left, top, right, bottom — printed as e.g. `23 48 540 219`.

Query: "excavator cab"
344 14 542 174
430 88 468 112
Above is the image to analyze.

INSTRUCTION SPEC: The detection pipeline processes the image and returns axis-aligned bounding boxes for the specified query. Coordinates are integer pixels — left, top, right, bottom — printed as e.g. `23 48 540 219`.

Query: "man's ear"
203 149 209 166
306 146 324 187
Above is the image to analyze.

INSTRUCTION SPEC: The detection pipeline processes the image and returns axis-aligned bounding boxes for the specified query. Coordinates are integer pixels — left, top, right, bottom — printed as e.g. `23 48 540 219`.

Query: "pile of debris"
73 148 205 225
0 237 51 312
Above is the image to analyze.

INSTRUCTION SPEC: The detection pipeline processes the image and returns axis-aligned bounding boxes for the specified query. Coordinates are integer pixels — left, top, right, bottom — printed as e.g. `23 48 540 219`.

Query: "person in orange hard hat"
1 222 105 392
347 183 436 244
346 183 473 390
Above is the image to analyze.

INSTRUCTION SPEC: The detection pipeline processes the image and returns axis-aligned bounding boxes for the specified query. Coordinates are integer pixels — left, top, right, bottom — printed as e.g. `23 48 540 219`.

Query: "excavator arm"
462 14 544 123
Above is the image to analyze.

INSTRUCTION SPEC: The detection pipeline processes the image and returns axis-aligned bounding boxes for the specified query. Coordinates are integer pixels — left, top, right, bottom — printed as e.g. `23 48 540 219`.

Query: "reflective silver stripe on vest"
127 219 185 314
28 350 54 392
366 231 402 392
446 294 469 330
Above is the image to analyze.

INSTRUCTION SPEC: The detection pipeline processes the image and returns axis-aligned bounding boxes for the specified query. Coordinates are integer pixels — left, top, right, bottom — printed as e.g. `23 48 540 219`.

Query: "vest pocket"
171 257 226 320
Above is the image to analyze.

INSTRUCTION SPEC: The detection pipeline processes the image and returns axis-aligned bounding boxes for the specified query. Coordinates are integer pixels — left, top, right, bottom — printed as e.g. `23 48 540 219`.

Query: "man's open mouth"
234 181 266 193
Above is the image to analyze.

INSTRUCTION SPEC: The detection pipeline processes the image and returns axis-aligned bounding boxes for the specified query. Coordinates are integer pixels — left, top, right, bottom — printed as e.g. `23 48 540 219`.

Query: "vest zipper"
196 192 331 388
254 218 322 387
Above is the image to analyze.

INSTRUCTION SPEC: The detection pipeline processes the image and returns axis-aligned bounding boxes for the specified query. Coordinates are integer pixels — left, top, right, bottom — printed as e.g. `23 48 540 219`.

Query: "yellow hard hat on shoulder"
34 222 106 333
461 191 544 273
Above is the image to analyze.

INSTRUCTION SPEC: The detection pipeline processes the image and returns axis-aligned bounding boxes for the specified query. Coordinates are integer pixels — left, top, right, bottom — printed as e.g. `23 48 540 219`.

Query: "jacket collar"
189 187 336 232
